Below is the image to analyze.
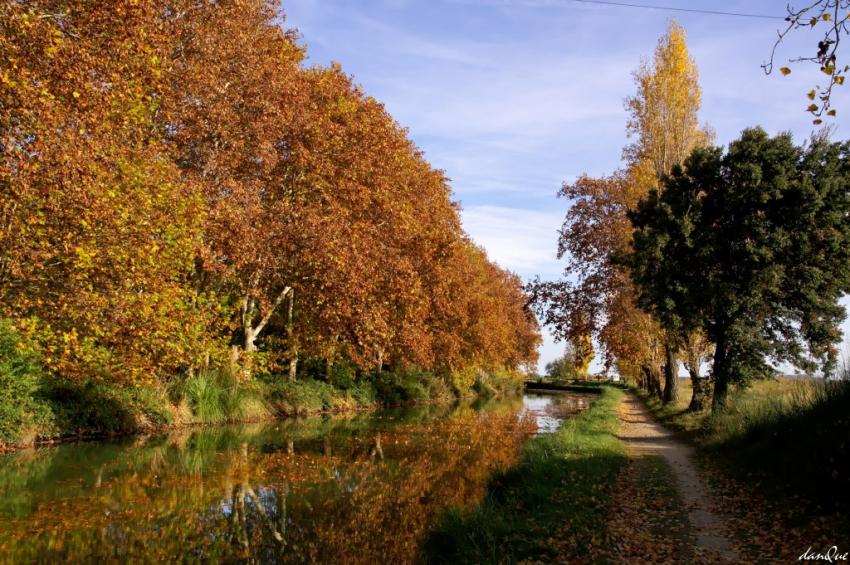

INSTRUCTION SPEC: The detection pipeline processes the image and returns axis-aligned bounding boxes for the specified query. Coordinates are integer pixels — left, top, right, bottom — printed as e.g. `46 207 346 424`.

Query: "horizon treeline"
0 0 541 386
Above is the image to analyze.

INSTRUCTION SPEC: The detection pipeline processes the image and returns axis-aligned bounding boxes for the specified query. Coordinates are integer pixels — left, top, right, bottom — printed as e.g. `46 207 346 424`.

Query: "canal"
0 392 590 563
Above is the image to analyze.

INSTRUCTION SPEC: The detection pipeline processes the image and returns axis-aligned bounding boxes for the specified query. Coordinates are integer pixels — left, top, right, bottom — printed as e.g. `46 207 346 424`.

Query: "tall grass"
703 378 848 446
174 368 268 423
705 378 850 512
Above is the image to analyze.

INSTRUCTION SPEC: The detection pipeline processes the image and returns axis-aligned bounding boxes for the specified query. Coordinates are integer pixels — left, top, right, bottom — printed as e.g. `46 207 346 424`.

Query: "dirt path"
614 393 738 563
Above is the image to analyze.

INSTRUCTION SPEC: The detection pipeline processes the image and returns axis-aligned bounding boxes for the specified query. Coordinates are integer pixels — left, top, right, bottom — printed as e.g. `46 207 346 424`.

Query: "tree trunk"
287 288 297 382
244 327 257 353
662 341 679 403
641 364 663 400
711 333 729 413
235 286 291 380
652 367 663 400
687 366 706 411
239 328 258 381
288 354 297 382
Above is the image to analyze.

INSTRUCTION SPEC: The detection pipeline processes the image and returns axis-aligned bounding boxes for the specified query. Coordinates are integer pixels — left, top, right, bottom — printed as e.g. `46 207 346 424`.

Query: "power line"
571 0 785 20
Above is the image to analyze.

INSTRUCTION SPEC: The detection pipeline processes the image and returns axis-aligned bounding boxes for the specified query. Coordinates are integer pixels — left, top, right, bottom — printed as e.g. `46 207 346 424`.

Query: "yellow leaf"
807 89 817 100
823 12 831 21
807 104 819 112
72 90 80 98
780 67 791 76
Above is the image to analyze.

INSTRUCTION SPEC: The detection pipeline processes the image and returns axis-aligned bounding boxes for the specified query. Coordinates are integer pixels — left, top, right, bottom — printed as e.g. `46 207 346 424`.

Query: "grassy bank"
638 377 850 514
423 386 626 563
0 321 525 450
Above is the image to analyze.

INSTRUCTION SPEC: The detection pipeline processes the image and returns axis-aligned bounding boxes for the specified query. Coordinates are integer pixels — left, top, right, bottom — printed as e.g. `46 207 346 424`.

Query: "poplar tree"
624 21 711 403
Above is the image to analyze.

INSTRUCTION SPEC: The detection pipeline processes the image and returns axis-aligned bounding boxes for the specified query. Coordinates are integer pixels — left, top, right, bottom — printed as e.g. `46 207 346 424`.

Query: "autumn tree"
159 0 306 377
430 240 540 377
628 128 850 410
1 0 540 393
532 23 707 404
573 335 594 380
0 1 217 382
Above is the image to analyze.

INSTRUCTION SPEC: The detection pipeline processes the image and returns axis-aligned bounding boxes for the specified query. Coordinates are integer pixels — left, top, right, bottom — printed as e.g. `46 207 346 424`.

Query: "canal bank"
0 366 528 454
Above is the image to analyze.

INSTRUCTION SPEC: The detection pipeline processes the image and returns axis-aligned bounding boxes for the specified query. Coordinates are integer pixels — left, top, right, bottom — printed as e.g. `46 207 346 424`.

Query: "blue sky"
280 0 850 372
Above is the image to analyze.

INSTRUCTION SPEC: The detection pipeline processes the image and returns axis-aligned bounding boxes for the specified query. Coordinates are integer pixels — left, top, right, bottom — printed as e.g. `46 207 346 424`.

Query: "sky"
280 0 850 373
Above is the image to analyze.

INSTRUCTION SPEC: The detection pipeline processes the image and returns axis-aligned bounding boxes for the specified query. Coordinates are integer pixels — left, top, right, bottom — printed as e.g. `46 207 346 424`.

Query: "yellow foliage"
625 21 710 188
574 334 594 381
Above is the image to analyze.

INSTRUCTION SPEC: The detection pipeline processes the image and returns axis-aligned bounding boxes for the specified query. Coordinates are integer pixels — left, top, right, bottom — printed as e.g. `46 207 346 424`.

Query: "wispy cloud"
461 205 566 278
352 15 487 65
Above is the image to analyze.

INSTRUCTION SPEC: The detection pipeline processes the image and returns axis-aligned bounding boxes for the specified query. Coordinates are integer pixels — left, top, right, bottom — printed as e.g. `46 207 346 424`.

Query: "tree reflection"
0 397 541 563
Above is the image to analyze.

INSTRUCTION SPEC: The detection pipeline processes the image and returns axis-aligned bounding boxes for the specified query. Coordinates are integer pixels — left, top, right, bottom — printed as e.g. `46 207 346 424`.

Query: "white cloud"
460 205 566 278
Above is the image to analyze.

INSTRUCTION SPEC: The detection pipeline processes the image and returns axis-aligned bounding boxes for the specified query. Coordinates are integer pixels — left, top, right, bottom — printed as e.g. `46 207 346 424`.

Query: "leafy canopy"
628 128 850 387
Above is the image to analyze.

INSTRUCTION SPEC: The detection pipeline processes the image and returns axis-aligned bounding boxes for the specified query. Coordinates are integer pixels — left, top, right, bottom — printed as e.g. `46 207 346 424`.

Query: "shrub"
265 379 348 415
446 366 478 397
0 320 53 443
347 380 378 406
43 380 137 435
328 361 358 389
471 367 524 398
372 367 432 405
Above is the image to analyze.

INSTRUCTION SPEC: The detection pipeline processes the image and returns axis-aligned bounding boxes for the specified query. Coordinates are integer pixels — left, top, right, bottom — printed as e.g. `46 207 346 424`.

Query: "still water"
0 392 590 563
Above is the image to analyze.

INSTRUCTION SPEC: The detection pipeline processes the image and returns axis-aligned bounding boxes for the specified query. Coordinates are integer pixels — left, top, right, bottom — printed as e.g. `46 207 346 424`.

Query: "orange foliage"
0 1 540 383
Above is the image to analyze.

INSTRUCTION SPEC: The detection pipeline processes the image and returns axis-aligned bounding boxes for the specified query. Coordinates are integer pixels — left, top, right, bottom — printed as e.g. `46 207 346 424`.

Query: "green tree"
627 128 850 410
545 343 578 382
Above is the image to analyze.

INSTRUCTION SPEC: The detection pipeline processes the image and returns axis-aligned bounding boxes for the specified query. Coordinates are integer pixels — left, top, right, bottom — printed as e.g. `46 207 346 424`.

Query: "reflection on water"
0 394 589 563
521 392 593 434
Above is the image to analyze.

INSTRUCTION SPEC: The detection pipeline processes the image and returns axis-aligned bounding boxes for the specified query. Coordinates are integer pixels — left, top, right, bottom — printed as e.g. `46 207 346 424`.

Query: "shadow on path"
615 393 738 563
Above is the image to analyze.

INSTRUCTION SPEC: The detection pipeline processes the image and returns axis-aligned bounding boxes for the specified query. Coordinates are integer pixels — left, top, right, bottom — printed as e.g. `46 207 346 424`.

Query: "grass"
639 378 706 437
638 376 850 514
173 369 270 423
423 386 627 564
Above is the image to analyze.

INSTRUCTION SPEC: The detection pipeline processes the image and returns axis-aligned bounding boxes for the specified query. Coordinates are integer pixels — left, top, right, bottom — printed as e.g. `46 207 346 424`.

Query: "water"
0 392 590 563
521 391 592 434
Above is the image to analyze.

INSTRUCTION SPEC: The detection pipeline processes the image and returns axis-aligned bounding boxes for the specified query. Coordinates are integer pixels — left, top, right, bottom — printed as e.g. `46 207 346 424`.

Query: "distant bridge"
524 381 604 394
